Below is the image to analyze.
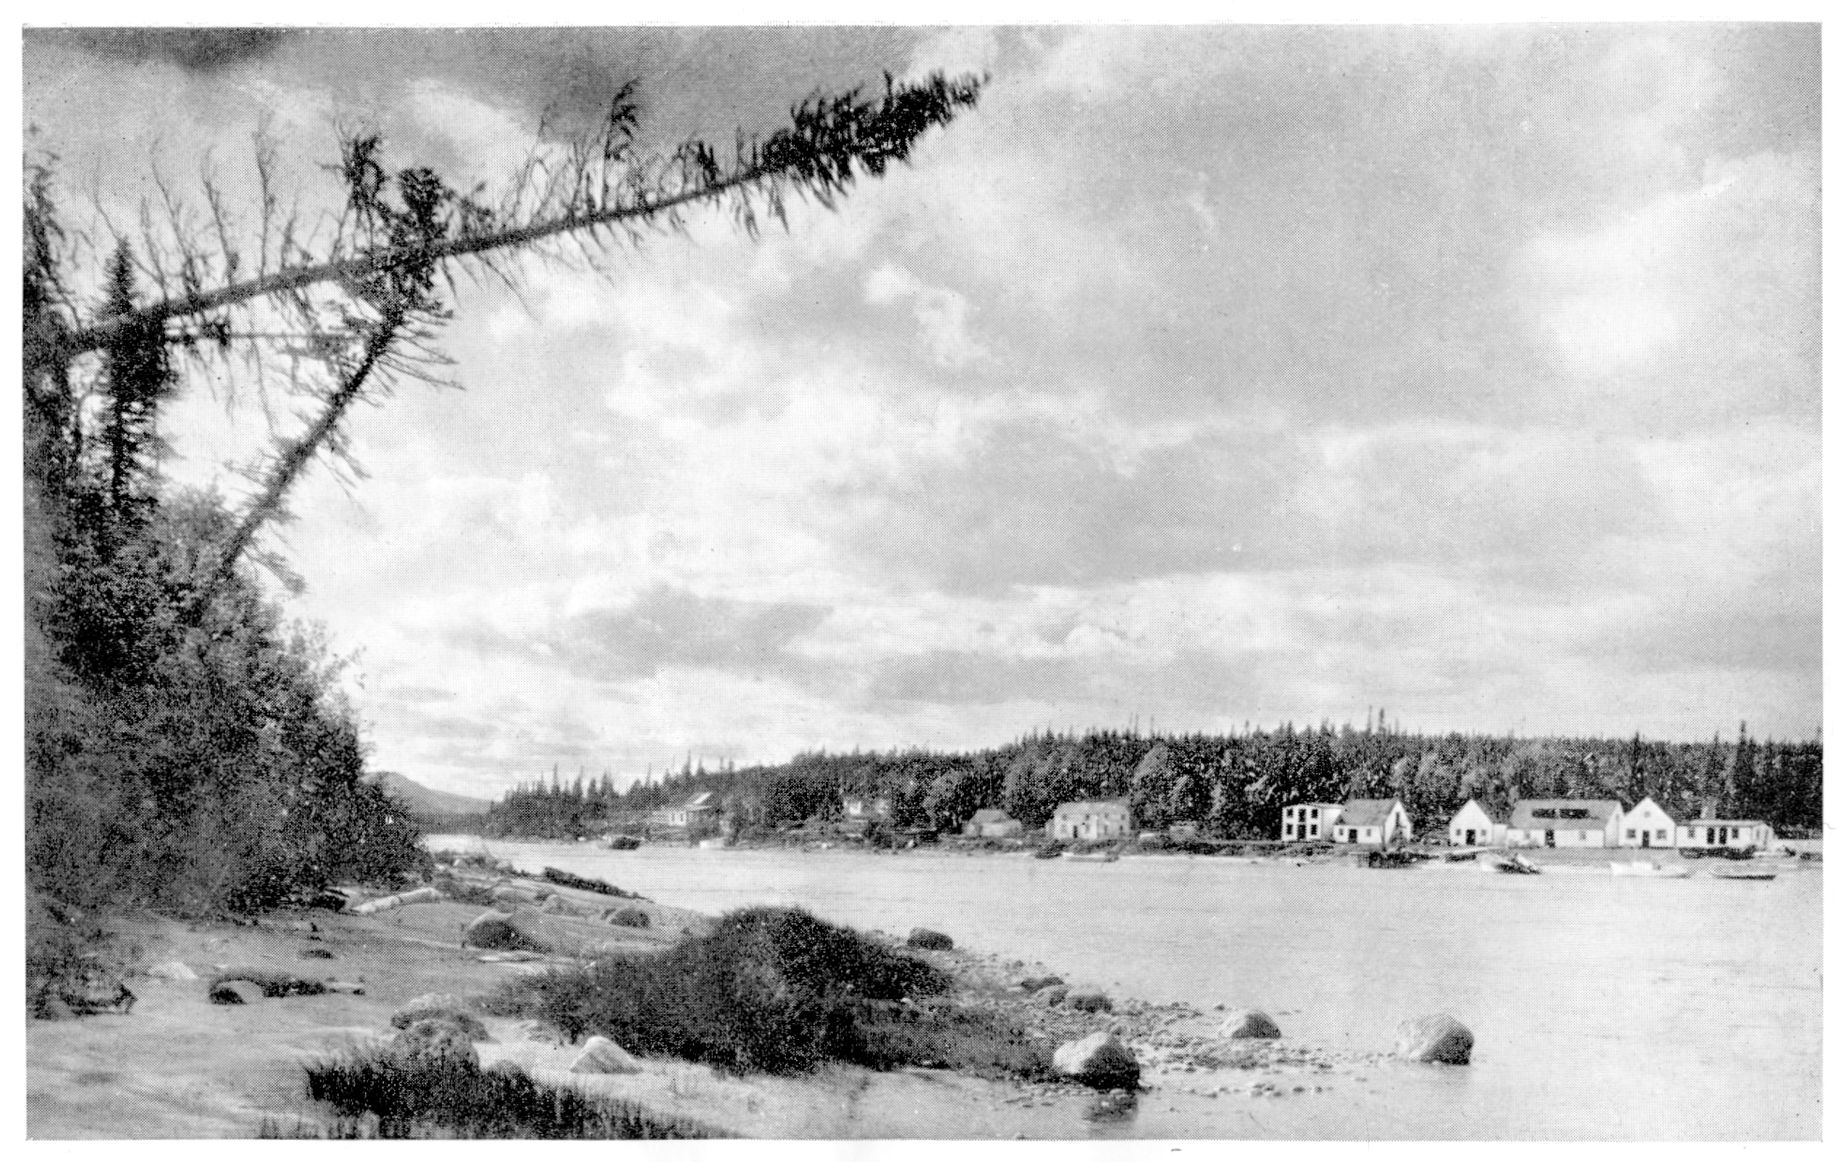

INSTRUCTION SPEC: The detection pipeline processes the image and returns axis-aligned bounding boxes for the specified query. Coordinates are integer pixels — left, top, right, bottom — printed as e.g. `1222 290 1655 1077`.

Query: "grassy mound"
492 906 1049 1079
294 1049 718 1138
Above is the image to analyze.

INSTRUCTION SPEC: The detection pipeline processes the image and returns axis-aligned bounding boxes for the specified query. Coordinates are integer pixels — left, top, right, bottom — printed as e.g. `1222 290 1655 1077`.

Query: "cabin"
1281 803 1342 842
1447 799 1505 847
658 791 721 835
1621 797 1677 849
842 794 892 821
1330 798 1412 845
1051 800 1132 842
1677 819 1773 852
962 808 1023 839
1504 799 1624 848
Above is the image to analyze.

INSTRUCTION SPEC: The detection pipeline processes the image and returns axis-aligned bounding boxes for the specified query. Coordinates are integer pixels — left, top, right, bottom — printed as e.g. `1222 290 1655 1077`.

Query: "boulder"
1019 975 1064 992
463 910 544 952
540 894 580 916
1052 1031 1141 1090
1395 1014 1474 1065
1035 985 1070 1007
906 927 954 951
146 960 199 981
570 1034 643 1074
1067 990 1113 1013
391 996 489 1042
390 1021 479 1068
605 906 651 928
208 980 261 1005
1219 1009 1282 1040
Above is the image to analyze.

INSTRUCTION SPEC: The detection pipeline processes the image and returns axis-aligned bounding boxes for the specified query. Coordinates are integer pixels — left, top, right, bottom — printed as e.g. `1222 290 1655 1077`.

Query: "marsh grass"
295 1050 719 1138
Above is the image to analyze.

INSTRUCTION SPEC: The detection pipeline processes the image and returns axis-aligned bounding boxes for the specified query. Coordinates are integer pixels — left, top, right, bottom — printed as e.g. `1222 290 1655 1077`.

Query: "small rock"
1053 1031 1141 1090
390 1022 479 1068
1019 975 1064 993
906 927 953 951
463 910 543 952
299 948 335 960
1395 1014 1473 1065
570 1034 642 1074
1035 985 1069 1007
1219 1009 1282 1040
146 960 198 981
208 980 261 1005
1067 990 1112 1013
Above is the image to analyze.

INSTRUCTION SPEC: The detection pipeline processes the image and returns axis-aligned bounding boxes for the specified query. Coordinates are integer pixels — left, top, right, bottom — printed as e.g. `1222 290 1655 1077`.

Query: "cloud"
863 264 990 368
41 28 291 73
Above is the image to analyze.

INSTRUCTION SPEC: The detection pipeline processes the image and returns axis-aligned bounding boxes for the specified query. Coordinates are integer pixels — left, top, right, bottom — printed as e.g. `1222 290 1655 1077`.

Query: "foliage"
493 906 955 1075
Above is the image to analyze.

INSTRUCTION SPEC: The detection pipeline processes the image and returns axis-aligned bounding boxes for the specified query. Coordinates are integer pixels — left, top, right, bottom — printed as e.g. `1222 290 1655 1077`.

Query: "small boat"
1492 854 1541 875
1062 850 1120 863
1367 850 1422 869
1033 845 1064 860
1610 861 1691 878
1711 868 1778 881
603 834 642 850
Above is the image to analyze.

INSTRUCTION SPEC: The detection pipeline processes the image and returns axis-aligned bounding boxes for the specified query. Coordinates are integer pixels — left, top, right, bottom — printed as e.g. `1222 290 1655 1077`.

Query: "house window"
1284 824 1294 838
1310 807 1319 819
1578 831 1588 841
1626 829 1636 840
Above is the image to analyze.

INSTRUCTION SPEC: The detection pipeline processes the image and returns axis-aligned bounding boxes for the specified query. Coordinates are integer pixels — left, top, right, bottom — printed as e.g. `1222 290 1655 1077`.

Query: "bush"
494 906 953 1074
607 907 650 928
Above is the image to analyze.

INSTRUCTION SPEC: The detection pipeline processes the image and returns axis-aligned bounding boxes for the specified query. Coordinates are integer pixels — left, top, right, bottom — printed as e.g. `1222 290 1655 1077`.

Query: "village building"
1281 802 1342 841
655 791 721 835
1621 797 1677 849
1447 799 1505 847
962 808 1023 839
1504 799 1624 848
1330 798 1412 845
842 794 892 821
1677 819 1773 852
1051 800 1132 841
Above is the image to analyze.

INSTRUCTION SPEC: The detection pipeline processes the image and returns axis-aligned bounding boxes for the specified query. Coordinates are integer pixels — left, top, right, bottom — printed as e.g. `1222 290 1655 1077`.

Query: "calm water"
441 839 1821 1139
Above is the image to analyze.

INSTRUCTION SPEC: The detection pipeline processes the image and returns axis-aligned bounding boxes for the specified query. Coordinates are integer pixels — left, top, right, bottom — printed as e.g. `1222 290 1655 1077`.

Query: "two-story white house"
1281 802 1342 841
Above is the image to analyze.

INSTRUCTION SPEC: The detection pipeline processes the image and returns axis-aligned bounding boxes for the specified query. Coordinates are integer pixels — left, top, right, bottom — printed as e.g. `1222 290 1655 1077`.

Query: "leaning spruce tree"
23 69 984 914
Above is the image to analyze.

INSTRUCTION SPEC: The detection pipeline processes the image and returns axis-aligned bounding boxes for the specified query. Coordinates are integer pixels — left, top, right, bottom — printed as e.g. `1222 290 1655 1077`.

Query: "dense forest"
467 722 1822 842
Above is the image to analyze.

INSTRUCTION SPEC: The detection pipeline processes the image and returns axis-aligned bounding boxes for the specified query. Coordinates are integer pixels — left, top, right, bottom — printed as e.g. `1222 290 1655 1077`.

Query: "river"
434 838 1821 1139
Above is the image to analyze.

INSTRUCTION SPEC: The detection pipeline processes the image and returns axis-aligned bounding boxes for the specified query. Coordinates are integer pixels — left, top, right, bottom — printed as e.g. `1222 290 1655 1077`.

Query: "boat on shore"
1710 868 1778 881
602 834 642 850
1492 853 1541 875
1611 861 1692 879
1062 849 1121 863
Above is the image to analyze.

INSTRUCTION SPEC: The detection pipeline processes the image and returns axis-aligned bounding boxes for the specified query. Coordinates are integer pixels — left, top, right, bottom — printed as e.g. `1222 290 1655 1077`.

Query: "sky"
21 24 1823 798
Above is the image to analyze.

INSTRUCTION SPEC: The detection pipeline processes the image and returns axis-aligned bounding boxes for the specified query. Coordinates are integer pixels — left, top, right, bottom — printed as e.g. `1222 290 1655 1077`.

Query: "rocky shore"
27 861 1473 1138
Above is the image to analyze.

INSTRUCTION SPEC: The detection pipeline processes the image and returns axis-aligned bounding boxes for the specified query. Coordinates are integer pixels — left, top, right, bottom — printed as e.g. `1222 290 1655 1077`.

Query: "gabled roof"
1508 799 1622 830
1338 798 1405 828
1451 798 1502 823
968 808 1014 824
684 791 717 809
1054 800 1129 816
1625 796 1676 822
1286 802 1343 812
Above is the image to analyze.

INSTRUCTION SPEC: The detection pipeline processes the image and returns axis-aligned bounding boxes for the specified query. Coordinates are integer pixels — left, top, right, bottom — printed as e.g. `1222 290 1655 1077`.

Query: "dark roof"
1338 798 1404 828
684 791 717 810
1508 799 1622 830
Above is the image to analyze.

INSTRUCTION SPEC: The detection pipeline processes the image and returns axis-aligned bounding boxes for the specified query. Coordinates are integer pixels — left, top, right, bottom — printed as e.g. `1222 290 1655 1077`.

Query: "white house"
842 794 891 821
1051 800 1132 841
1447 799 1505 847
1621 797 1677 849
962 807 1023 839
1331 798 1412 845
660 790 720 830
1282 803 1342 841
1505 799 1624 848
1677 819 1773 852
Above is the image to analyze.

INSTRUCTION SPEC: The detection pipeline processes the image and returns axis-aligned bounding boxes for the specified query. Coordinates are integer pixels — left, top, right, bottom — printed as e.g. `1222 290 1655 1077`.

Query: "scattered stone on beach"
145 960 198 981
1219 1009 1282 1040
1019 975 1064 992
463 910 545 952
1395 1013 1474 1065
1067 990 1113 1013
571 1034 643 1074
207 968 327 999
906 927 954 951
299 947 335 960
1052 1031 1141 1090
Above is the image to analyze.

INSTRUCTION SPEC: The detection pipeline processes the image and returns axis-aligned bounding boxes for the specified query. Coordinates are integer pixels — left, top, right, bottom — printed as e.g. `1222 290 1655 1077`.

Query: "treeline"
24 176 425 915
475 724 1822 842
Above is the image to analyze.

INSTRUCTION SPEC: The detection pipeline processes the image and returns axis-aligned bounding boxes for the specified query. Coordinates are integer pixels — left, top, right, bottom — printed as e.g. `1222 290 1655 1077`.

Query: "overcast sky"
23 25 1821 797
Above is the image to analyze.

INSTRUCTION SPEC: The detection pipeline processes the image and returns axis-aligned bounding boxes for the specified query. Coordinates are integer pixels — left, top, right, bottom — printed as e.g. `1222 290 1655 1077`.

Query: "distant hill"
373 771 494 817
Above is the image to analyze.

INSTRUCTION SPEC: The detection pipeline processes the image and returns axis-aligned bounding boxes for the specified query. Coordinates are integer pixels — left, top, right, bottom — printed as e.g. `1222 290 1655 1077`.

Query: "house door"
1716 827 1728 845
1464 829 1476 846
1545 830 1556 847
1641 831 1650 848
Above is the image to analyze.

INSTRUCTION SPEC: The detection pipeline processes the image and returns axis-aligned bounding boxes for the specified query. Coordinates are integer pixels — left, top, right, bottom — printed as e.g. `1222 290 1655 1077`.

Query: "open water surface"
439 839 1821 1139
